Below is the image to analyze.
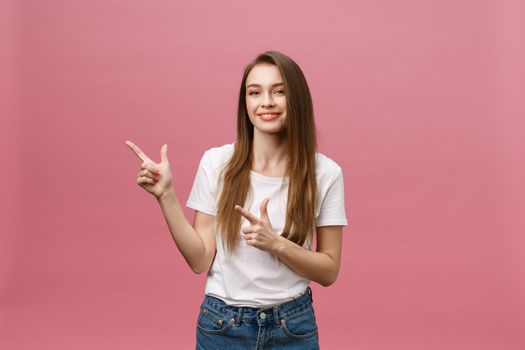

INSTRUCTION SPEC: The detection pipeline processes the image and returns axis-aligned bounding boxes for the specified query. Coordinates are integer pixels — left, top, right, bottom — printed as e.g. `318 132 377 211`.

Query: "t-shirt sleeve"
186 150 217 216
315 166 348 227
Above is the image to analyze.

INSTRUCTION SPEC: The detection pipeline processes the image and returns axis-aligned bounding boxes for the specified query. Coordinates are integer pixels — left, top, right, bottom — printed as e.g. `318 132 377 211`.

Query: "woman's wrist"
273 235 290 256
157 187 176 203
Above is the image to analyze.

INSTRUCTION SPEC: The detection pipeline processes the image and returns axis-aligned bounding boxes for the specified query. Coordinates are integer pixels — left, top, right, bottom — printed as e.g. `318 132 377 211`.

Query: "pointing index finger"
234 205 259 224
125 140 151 162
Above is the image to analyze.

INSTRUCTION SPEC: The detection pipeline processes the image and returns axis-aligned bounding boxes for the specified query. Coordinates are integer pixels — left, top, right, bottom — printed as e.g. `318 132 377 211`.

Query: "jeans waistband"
200 287 314 327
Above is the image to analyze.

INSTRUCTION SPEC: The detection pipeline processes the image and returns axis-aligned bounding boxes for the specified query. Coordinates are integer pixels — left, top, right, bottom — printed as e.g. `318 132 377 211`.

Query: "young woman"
126 50 347 349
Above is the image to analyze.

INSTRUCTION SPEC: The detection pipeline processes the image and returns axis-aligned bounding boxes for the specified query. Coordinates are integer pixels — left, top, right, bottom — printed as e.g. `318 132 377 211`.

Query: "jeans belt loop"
307 286 313 302
235 306 244 326
273 306 280 326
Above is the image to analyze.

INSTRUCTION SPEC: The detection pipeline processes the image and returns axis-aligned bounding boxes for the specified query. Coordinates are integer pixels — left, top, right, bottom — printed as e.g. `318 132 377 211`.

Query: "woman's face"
245 63 287 135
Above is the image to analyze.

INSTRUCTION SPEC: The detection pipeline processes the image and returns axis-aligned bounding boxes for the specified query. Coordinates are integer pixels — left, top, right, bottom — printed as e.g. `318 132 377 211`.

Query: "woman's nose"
261 92 275 107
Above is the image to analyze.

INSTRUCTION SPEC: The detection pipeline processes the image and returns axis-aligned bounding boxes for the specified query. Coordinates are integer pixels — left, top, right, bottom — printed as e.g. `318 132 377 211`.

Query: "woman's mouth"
258 113 280 121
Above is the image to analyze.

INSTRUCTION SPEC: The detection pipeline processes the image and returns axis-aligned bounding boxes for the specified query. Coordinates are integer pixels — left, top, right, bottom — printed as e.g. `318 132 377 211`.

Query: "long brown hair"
215 50 318 256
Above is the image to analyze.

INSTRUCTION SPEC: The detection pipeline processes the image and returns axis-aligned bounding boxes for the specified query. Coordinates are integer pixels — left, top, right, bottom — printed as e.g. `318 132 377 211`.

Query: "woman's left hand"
234 198 284 254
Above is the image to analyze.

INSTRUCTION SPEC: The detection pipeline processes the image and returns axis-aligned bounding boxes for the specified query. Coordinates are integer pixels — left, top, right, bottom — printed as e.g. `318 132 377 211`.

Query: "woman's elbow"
191 266 203 274
191 260 214 275
320 271 339 287
320 278 336 287
190 264 208 275
189 254 213 275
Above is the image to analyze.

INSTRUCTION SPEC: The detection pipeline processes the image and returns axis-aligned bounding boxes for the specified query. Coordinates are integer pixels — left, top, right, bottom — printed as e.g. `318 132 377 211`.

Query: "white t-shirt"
186 143 348 307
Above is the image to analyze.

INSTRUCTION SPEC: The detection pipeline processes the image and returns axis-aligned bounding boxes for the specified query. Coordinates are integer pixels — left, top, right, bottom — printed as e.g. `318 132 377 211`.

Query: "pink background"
1 0 524 349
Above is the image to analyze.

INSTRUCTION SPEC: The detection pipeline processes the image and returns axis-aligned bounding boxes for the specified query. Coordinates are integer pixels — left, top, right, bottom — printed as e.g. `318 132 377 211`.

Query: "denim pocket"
280 305 319 339
196 306 235 335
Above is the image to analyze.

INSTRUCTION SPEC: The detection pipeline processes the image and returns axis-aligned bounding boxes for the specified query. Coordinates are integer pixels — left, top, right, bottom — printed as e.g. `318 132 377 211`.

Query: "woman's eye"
248 90 284 96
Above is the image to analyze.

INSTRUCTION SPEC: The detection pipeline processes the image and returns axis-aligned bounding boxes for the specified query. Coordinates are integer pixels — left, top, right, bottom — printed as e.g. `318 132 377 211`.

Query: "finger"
141 162 160 175
260 197 270 220
244 234 255 244
241 225 255 234
139 169 158 179
125 140 151 162
160 144 168 163
140 168 160 178
137 176 155 185
139 169 160 180
234 205 259 224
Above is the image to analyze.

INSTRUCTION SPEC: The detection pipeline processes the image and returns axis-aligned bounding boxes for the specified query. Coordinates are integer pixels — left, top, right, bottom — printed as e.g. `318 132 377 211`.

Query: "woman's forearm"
274 238 338 287
157 189 205 273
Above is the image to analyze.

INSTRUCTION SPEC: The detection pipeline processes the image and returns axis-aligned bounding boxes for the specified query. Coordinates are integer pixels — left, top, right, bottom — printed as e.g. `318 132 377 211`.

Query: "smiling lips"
258 113 280 121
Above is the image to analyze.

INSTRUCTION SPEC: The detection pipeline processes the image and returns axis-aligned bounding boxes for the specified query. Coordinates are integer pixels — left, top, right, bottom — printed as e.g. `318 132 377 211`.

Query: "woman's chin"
256 126 286 135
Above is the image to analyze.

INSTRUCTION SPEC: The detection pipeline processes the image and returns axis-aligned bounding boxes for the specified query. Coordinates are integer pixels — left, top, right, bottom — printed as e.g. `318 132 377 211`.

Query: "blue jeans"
196 287 320 349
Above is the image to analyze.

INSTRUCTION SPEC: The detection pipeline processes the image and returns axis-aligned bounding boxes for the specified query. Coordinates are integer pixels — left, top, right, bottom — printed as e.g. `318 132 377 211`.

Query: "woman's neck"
251 131 289 176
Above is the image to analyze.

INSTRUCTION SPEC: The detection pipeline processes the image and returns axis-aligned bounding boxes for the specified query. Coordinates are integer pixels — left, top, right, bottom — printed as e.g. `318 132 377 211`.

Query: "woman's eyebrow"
246 82 284 89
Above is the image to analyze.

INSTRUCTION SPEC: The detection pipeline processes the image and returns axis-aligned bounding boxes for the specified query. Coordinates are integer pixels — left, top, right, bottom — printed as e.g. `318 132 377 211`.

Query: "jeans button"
260 312 266 319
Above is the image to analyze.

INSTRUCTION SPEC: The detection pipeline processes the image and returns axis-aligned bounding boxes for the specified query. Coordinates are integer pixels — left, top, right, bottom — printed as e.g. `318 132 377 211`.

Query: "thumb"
160 144 168 163
260 197 270 220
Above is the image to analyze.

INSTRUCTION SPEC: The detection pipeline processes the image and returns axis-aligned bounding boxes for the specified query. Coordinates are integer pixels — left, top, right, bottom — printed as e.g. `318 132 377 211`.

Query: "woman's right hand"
125 140 173 200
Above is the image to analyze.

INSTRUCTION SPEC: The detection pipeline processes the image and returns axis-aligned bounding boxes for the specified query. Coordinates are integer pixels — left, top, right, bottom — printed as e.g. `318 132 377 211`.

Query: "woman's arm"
158 189 216 274
125 140 215 274
274 225 343 287
234 199 343 287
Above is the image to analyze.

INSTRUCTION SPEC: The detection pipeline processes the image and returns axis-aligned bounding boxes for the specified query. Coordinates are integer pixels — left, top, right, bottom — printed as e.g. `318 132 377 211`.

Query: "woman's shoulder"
315 151 344 181
204 142 234 155
202 142 235 169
